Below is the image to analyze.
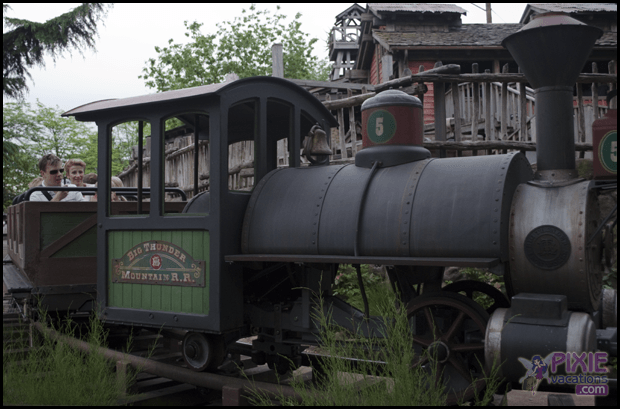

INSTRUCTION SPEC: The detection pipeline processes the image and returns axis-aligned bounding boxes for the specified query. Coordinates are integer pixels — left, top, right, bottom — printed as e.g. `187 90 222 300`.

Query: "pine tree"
3 3 112 99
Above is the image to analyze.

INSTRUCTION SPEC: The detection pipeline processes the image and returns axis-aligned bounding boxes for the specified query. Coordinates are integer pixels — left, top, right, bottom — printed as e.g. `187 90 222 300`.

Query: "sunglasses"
49 168 65 175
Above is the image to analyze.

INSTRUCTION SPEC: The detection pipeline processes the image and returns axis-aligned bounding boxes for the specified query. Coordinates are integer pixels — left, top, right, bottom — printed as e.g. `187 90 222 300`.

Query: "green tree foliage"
3 101 140 210
109 121 140 176
3 3 111 99
140 4 331 92
3 100 41 208
26 101 95 161
3 100 96 209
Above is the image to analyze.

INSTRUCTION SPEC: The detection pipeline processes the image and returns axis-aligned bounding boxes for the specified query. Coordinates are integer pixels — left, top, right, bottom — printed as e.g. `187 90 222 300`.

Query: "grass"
332 264 393 315
247 274 505 406
3 308 138 406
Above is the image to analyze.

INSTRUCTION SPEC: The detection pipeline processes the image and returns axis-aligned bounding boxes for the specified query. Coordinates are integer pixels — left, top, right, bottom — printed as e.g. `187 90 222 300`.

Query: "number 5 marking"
376 117 383 136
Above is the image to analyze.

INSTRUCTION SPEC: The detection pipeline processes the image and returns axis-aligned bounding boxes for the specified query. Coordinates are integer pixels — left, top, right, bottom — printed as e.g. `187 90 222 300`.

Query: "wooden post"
337 107 347 159
471 63 480 143
272 43 284 78
576 82 585 142
376 44 381 84
418 65 425 107
326 94 337 155
484 69 493 154
609 60 617 109
433 62 446 157
452 81 462 143
116 360 136 396
591 62 599 120
518 66 527 142
348 88 357 157
519 82 527 142
501 64 508 140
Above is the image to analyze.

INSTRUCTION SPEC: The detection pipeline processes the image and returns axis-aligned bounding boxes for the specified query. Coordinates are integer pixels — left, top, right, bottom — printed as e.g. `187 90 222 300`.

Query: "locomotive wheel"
442 280 510 314
182 332 225 372
407 292 489 405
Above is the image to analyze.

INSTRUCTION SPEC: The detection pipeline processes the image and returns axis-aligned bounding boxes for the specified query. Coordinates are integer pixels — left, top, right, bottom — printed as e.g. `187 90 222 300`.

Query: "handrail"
445 81 536 103
22 186 187 201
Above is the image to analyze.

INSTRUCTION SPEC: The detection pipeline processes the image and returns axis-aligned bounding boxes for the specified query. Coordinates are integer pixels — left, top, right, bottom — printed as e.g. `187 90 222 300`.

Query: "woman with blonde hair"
111 176 127 201
64 159 89 187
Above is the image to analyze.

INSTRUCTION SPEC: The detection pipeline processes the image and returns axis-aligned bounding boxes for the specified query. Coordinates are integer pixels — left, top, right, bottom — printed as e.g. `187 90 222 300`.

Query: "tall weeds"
247 283 504 406
3 309 133 405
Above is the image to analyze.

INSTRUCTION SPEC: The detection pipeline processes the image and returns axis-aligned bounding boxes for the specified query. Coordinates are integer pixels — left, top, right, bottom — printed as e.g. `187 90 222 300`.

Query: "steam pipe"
534 86 576 172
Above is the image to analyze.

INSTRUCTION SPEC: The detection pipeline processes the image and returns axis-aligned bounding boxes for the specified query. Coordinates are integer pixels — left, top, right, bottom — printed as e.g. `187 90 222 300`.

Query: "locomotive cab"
62 77 338 345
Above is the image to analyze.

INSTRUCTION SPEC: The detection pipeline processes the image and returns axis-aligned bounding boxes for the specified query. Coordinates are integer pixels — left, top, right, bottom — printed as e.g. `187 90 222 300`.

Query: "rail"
21 186 187 201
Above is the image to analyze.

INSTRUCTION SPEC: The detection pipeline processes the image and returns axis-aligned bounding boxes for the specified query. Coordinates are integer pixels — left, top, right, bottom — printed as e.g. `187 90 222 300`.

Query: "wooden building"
345 3 617 125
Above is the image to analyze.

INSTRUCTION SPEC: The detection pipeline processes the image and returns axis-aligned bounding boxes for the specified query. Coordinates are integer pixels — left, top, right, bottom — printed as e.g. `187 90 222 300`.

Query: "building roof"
597 31 618 46
528 3 616 14
335 3 365 22
372 22 616 50
373 24 522 49
520 3 617 23
368 3 466 17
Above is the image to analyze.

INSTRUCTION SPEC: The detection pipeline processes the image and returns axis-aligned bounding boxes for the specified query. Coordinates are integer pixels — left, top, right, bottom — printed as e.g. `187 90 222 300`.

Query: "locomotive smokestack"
502 13 602 176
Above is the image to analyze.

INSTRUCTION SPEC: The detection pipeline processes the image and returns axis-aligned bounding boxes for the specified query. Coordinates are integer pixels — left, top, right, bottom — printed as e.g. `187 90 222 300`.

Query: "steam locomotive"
4 13 616 403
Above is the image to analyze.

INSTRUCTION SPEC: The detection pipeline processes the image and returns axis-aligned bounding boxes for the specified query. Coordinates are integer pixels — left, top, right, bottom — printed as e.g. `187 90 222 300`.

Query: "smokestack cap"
502 12 602 89
361 89 422 111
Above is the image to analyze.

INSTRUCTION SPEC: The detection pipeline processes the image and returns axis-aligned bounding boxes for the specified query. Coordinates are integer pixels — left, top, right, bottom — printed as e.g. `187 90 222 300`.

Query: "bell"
304 125 332 156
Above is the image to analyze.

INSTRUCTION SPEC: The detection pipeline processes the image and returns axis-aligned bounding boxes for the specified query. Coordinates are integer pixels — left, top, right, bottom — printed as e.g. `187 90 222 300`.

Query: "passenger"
91 177 127 202
83 173 98 185
28 176 43 189
29 154 87 202
64 159 87 187
111 176 128 202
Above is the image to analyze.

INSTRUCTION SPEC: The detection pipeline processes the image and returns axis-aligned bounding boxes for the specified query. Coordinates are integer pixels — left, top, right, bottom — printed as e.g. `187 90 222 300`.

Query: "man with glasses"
30 154 87 202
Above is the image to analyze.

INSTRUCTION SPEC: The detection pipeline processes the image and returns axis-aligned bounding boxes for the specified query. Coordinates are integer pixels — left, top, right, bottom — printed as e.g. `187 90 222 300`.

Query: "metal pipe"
353 160 380 257
194 115 199 197
534 86 576 171
33 322 303 402
138 121 143 215
355 264 370 319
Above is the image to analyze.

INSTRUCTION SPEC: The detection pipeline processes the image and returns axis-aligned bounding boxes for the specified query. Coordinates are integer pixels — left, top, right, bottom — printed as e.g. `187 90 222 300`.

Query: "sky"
4 3 528 113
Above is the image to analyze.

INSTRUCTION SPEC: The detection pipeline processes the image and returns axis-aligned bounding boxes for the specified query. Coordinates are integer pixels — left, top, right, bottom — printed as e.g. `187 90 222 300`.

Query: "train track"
3 295 322 405
5 295 617 405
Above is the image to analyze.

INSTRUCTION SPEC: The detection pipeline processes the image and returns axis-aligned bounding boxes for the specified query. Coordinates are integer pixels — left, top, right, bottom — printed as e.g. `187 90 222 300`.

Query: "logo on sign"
112 240 205 287
524 225 571 270
150 254 162 270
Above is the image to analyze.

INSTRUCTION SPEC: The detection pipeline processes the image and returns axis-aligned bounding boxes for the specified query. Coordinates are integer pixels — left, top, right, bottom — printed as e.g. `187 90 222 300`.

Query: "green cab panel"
108 230 210 314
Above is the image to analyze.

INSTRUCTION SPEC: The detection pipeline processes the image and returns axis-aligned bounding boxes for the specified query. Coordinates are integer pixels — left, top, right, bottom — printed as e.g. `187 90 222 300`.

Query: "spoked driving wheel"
182 332 225 372
407 292 489 404
442 280 510 314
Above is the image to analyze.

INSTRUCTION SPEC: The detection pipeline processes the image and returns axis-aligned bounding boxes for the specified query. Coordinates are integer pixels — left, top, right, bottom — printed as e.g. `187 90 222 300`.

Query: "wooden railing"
444 80 535 141
325 61 616 159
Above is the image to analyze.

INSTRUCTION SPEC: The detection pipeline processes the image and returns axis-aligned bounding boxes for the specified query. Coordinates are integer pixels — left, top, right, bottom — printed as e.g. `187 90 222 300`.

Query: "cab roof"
62 76 338 128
